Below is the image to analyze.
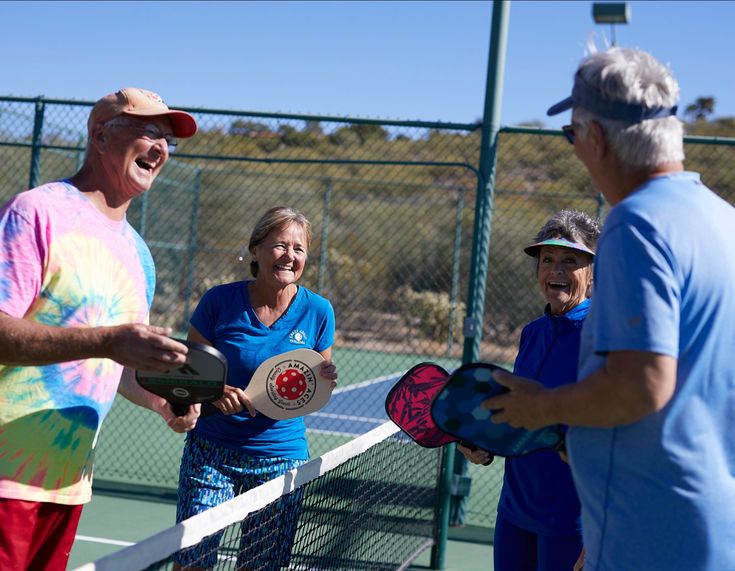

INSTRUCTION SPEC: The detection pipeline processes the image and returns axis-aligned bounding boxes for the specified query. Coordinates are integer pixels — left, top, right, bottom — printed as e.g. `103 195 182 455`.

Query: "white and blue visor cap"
524 238 595 258
547 72 678 122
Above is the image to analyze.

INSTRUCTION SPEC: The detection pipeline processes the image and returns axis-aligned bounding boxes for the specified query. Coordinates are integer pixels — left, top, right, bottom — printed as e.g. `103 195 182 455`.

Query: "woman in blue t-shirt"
459 209 599 571
173 206 337 571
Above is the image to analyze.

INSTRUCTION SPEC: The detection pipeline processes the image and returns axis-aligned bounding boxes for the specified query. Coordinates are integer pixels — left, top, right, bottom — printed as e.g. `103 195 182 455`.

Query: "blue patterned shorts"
174 434 307 569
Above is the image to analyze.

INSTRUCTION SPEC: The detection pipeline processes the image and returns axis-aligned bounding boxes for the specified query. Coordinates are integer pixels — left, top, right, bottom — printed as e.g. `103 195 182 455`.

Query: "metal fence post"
183 167 202 328
596 191 605 220
75 134 86 171
446 188 464 357
317 177 333 294
28 98 46 190
433 1 511 569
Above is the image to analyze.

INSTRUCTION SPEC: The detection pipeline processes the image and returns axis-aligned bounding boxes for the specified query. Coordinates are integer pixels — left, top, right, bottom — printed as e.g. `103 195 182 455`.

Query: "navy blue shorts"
493 514 583 571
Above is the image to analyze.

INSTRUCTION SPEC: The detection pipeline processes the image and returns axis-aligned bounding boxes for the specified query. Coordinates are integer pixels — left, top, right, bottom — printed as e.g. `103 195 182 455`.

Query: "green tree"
685 96 716 122
348 123 389 143
304 120 323 135
229 119 271 136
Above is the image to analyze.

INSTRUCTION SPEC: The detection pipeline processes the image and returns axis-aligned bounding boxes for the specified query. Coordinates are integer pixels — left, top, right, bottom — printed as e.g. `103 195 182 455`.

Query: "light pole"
592 2 630 46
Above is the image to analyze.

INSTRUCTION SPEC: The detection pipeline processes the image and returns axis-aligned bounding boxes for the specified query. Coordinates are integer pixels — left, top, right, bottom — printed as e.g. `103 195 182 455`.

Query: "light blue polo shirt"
568 172 735 570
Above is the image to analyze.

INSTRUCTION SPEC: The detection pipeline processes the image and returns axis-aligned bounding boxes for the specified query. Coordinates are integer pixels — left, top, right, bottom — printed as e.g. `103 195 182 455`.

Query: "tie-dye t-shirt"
0 180 154 505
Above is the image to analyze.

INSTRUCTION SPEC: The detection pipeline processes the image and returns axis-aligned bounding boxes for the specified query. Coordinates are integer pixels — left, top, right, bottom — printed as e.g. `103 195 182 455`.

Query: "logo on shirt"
289 329 307 345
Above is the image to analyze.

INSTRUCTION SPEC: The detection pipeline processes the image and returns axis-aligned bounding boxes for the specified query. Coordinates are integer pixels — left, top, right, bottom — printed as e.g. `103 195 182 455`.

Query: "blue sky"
1 1 733 129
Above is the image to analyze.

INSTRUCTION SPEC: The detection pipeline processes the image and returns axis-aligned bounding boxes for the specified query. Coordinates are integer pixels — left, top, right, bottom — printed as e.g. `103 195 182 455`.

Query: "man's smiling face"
98 115 173 201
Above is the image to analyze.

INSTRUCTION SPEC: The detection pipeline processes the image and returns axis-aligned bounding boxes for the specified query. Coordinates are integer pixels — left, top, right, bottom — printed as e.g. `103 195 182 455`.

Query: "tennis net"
74 421 443 571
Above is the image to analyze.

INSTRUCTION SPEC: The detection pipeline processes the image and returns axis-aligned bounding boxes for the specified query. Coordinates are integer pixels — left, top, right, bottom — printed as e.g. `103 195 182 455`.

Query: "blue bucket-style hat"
547 71 678 122
524 237 595 258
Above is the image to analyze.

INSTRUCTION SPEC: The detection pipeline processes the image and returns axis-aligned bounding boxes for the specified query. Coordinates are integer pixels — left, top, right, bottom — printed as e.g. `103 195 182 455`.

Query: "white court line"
75 535 134 547
305 428 368 437
310 411 385 423
332 371 402 394
306 372 403 432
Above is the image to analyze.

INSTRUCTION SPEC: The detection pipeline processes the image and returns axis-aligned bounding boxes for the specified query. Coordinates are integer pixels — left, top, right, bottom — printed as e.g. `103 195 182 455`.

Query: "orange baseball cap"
87 87 197 138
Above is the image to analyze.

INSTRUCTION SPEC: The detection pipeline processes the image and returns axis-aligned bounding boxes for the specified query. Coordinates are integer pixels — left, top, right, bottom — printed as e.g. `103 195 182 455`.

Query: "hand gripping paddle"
242 348 334 420
136 339 227 417
386 362 564 458
430 362 565 457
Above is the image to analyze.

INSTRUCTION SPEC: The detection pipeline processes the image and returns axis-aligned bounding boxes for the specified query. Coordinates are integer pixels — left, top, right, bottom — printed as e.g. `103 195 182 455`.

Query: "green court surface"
69 489 494 570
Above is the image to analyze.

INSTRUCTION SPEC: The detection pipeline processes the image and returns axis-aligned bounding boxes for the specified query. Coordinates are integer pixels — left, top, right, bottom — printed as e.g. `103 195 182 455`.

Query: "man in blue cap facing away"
484 47 735 571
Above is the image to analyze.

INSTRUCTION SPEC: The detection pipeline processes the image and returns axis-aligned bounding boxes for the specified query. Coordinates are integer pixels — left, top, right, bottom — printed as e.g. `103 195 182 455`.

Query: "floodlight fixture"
592 2 630 46
592 3 630 24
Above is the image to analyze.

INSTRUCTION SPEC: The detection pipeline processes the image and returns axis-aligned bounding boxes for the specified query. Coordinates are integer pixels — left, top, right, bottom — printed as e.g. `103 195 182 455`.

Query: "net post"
28 97 46 190
430 442 455 569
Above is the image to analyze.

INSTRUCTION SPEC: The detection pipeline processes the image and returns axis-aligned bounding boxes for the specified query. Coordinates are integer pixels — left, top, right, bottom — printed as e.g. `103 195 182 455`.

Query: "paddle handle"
171 402 220 417
200 402 219 417
172 403 189 417
460 441 495 466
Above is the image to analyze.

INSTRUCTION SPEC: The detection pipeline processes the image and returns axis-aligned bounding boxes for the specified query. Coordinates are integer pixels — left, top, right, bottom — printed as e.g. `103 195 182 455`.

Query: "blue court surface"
305 371 400 436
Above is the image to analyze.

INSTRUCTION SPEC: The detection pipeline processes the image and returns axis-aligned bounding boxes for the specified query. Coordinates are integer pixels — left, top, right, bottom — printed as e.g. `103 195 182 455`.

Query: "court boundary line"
332 371 403 393
75 535 135 547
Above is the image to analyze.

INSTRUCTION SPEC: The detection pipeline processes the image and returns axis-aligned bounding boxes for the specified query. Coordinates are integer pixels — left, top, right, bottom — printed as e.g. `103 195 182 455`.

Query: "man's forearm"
545 351 677 428
0 311 114 365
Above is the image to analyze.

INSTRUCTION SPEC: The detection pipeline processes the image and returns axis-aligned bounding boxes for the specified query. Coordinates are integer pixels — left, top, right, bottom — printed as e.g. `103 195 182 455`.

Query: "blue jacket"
497 298 589 536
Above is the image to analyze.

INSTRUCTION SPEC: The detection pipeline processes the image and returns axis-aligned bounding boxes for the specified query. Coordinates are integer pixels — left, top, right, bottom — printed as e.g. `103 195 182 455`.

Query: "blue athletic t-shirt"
569 172 735 571
189 281 335 459
498 300 587 536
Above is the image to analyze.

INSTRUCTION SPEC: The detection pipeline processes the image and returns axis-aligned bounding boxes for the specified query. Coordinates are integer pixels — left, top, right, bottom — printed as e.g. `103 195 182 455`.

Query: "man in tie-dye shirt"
0 88 199 570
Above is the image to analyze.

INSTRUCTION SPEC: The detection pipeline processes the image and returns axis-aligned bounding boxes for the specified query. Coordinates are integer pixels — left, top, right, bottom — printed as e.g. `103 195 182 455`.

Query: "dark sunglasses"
562 124 575 145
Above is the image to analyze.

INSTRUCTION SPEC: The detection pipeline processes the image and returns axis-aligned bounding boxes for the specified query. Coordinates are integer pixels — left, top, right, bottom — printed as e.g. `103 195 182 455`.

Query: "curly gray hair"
533 209 600 252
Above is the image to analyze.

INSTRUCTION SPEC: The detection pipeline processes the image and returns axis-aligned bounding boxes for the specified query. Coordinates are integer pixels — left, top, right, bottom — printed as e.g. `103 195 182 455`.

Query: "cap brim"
168 112 198 138
524 238 595 258
123 109 198 138
547 96 573 117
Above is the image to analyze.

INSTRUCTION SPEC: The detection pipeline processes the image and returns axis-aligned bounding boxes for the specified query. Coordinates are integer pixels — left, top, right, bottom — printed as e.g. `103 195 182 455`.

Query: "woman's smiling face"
251 222 308 289
536 245 593 315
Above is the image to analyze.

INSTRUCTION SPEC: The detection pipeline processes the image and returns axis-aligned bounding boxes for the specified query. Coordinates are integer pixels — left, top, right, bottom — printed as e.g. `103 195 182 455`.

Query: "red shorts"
0 498 84 571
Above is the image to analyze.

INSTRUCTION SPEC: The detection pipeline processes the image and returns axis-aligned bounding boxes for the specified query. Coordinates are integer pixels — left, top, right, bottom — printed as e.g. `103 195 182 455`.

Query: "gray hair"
534 209 600 252
573 47 684 168
248 206 312 277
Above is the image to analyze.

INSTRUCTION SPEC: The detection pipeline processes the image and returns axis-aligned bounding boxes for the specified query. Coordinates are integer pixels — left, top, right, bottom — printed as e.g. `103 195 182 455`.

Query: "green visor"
523 237 595 258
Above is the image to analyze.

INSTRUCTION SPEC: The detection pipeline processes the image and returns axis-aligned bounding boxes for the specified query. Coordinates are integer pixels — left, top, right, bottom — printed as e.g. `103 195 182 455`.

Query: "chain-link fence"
2 96 734 531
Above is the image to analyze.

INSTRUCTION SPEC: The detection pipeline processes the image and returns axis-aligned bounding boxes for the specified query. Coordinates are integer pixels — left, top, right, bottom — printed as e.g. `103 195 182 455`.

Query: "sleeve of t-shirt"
313 297 335 353
190 287 219 343
0 202 46 318
592 218 680 358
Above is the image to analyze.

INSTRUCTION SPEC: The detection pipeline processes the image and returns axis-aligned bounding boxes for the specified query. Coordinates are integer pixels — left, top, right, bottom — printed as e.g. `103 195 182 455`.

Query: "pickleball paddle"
136 339 227 417
384 363 457 447
384 363 493 465
243 348 334 420
430 362 565 457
